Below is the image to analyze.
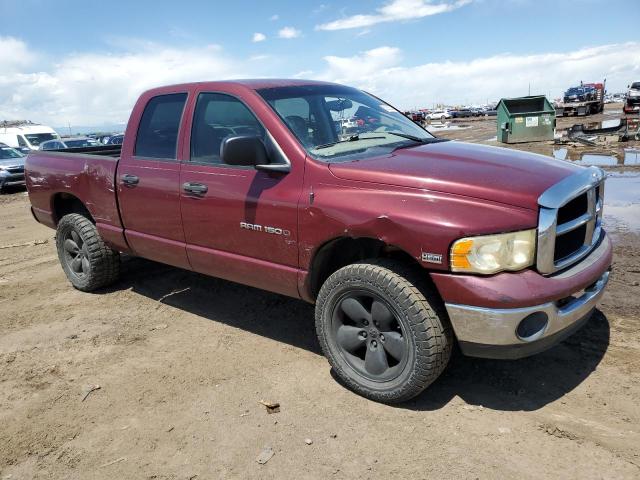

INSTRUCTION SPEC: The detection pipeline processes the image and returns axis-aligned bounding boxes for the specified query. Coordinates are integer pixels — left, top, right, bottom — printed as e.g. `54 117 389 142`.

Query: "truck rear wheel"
56 213 120 292
315 260 452 403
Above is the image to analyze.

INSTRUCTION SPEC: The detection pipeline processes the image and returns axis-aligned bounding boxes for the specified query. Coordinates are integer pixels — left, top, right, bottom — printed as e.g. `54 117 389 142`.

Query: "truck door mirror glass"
220 135 268 167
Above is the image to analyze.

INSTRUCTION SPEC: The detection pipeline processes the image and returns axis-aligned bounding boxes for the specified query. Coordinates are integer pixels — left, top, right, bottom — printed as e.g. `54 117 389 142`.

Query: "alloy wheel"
331 291 408 382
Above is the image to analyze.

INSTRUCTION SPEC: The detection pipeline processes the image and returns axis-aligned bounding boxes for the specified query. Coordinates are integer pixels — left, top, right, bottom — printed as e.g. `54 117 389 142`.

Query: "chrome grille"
537 167 605 274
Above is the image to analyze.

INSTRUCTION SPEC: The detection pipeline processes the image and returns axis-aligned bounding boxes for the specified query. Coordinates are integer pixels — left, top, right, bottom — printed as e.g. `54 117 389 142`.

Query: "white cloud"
278 27 302 39
0 41 250 125
249 54 271 62
1 36 638 127
316 0 471 31
252 32 267 42
293 70 314 79
270 14 279 21
315 43 640 107
0 36 36 73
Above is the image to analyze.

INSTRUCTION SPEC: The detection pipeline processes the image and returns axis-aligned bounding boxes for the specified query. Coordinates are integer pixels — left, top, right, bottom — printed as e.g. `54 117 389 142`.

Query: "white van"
0 123 61 151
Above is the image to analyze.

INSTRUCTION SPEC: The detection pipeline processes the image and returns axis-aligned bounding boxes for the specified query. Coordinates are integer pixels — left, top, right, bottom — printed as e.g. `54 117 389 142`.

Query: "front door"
179 92 302 296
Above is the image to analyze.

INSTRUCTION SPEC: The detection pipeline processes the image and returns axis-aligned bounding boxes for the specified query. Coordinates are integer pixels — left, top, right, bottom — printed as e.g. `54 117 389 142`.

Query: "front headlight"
450 229 536 274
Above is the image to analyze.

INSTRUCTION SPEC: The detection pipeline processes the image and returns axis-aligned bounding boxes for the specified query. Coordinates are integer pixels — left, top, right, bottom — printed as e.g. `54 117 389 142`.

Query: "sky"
1 0 639 127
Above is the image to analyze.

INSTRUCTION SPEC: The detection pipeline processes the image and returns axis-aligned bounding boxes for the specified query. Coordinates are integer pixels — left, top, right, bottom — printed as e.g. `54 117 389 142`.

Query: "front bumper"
0 171 25 188
432 233 612 360
446 270 609 359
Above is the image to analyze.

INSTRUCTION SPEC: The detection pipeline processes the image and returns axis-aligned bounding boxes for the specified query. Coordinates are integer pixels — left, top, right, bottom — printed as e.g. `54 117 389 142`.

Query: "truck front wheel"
56 213 120 292
315 260 452 403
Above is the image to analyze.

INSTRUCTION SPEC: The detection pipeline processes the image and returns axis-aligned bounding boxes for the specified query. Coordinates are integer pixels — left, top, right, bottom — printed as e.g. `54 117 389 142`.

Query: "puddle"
603 173 640 233
426 123 470 132
553 148 640 166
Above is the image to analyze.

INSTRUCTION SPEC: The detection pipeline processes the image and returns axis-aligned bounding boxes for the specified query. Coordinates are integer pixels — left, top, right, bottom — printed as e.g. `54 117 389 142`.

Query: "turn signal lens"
450 229 536 274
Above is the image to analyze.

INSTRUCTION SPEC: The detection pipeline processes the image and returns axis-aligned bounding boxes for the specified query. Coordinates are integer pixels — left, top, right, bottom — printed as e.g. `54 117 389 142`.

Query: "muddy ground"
1 110 640 479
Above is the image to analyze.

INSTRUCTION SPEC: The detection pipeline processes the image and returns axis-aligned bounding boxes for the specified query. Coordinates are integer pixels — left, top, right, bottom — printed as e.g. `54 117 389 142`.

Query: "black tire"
56 213 120 292
315 259 452 403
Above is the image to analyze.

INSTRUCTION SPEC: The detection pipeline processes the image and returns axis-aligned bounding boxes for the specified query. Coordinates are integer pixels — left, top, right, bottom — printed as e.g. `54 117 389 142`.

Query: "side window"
191 93 265 165
135 93 187 160
17 135 27 147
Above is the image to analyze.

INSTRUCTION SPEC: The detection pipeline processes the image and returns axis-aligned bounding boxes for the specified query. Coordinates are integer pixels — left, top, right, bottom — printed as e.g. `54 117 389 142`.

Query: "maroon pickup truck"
26 80 612 403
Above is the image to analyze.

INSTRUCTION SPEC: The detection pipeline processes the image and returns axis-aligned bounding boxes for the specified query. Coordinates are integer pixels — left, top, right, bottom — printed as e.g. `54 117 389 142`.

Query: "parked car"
483 107 498 116
563 86 597 104
450 109 474 118
40 137 101 150
0 122 60 151
26 79 612 403
404 111 425 123
425 109 452 121
0 142 26 192
627 81 640 105
106 134 124 145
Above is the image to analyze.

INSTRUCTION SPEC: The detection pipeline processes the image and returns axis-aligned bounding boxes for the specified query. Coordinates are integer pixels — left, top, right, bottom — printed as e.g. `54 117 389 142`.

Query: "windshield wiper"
384 131 431 143
388 133 449 152
314 134 385 150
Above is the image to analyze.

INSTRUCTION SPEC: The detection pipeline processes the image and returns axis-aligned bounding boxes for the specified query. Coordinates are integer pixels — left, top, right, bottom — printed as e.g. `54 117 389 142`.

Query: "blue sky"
1 0 639 126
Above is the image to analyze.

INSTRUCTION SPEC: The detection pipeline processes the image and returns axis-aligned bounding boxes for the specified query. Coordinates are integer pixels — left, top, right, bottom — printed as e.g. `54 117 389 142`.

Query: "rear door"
117 91 191 269
179 90 303 297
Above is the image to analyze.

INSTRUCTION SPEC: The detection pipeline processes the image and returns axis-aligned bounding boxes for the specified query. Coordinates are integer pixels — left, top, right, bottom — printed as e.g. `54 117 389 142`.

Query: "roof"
142 78 343 97
0 125 57 134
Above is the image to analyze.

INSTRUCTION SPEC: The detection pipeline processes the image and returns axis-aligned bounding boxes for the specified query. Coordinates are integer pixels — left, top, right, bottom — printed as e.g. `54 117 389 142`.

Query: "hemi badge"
421 252 443 264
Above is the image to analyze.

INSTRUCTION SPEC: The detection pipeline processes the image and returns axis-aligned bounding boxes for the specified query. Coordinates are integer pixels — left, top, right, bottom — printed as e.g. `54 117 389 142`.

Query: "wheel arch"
306 236 425 300
51 192 94 225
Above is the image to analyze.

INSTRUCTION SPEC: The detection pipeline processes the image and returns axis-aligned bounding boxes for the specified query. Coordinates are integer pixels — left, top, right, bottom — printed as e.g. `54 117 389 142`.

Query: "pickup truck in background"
26 80 612 403
558 81 606 116
624 81 640 114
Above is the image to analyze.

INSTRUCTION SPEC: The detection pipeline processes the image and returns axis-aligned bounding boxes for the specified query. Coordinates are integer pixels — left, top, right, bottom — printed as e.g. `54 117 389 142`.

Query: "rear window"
135 93 187 159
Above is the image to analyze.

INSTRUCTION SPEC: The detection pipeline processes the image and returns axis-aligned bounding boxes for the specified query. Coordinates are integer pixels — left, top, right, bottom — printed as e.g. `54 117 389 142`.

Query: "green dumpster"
496 96 556 143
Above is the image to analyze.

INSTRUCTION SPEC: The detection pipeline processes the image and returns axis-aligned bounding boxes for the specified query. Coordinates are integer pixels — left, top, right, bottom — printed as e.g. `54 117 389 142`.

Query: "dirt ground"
1 113 640 478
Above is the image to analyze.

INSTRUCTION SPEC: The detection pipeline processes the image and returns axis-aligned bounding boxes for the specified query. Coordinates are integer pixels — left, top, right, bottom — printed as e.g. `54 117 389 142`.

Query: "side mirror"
220 135 289 173
220 135 267 166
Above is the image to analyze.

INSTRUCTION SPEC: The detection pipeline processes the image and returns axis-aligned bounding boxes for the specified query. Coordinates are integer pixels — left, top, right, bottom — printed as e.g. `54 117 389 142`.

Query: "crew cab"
25 80 612 403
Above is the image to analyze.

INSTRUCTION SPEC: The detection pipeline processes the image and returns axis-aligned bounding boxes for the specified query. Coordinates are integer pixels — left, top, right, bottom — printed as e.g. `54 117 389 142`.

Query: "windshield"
631 82 640 90
0 145 24 159
258 84 435 161
24 133 58 146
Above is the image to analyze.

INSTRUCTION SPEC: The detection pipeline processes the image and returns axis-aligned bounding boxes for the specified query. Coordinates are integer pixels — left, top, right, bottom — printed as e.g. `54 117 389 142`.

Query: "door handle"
121 174 139 186
182 182 208 195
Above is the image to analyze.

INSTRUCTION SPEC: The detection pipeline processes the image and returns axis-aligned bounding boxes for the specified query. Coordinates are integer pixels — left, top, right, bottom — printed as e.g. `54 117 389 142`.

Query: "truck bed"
54 144 122 157
25 146 125 249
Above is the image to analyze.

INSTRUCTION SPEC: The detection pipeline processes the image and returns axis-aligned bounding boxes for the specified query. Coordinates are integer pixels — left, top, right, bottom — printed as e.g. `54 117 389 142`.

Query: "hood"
328 141 580 210
0 157 25 168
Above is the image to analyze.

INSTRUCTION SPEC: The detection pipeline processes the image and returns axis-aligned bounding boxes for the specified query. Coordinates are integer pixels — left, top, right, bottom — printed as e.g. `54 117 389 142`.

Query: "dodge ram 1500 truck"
25 80 612 403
